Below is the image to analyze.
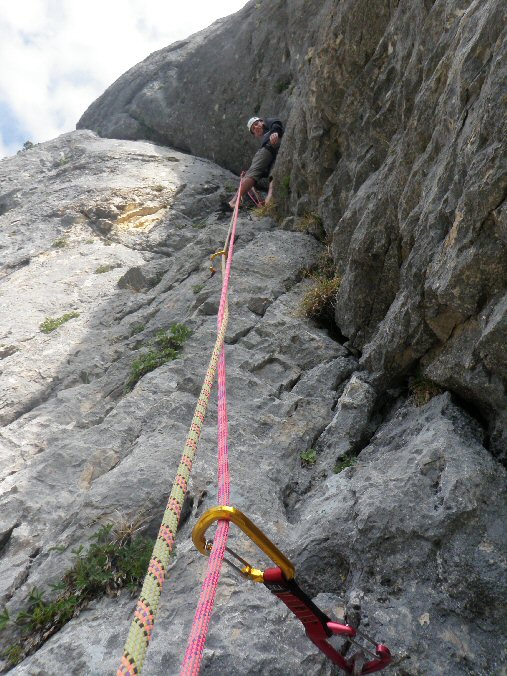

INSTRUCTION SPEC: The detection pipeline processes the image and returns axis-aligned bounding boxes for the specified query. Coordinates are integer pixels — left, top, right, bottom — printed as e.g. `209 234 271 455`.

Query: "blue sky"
0 1 249 159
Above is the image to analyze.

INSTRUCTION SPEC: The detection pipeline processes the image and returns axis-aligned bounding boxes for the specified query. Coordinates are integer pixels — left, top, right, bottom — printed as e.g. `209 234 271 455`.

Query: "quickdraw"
209 248 227 274
193 506 392 675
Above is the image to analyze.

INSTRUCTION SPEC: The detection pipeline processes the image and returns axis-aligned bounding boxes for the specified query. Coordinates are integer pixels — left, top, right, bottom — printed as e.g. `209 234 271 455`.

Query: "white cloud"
0 0 249 159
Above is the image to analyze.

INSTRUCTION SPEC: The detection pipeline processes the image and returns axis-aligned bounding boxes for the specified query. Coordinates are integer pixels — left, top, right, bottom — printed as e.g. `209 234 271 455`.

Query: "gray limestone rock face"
295 393 507 676
77 0 507 460
1 134 505 675
316 373 377 468
77 1 294 178
0 132 340 674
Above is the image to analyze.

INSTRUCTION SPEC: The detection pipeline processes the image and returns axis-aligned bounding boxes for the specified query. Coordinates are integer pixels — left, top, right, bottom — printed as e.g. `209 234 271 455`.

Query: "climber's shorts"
246 146 276 183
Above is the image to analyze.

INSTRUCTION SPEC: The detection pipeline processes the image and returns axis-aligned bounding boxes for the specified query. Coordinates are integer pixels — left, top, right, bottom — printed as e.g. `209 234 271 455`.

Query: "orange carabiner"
192 506 392 674
192 505 295 582
209 249 227 274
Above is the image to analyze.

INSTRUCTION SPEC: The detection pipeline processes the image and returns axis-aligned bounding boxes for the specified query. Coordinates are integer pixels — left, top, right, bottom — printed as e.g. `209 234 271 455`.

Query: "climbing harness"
192 506 392 675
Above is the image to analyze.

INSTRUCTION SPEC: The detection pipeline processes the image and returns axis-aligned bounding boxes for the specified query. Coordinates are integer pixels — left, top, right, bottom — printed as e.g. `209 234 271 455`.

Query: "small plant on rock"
334 455 357 473
40 312 80 334
4 644 23 666
148 271 165 288
299 244 341 323
192 283 204 295
95 263 121 274
129 322 145 337
299 276 341 322
125 323 191 392
280 175 291 197
0 608 9 631
300 448 317 467
52 236 68 248
275 78 292 94
409 370 444 406
303 244 336 280
0 519 154 666
253 201 278 219
295 212 326 241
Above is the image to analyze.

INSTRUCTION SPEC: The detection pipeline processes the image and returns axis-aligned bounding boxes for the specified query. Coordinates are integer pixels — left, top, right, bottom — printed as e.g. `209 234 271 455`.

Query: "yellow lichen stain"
479 540 507 568
79 464 94 491
116 203 167 230
425 309 463 343
334 604 346 618
479 540 494 553
419 612 430 626
230 628 242 641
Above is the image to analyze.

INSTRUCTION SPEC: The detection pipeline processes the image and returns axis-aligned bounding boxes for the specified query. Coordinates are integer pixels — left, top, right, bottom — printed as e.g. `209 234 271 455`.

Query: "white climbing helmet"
247 116 261 133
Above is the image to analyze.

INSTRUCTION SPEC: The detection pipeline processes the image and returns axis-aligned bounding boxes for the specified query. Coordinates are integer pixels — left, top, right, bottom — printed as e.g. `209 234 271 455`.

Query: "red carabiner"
263 568 391 674
193 507 392 674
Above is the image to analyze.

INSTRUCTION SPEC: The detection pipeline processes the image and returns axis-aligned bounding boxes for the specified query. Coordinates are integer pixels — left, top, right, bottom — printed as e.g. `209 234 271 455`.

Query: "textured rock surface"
1 132 506 675
4 1 507 669
0 133 342 674
78 0 507 460
295 393 507 676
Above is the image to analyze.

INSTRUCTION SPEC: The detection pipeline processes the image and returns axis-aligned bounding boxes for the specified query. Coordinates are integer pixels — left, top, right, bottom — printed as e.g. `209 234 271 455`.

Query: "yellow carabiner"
209 249 227 274
192 506 295 583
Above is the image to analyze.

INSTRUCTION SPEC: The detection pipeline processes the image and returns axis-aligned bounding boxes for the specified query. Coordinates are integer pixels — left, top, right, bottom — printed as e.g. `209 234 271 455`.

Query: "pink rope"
179 178 242 676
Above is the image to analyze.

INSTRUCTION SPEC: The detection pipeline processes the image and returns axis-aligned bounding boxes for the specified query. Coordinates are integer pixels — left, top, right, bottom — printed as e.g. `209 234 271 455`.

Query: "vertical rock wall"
78 0 507 459
0 0 505 673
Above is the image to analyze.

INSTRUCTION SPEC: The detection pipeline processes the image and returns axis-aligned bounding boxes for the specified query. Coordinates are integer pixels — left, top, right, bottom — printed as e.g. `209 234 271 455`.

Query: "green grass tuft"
94 263 121 274
0 520 154 666
300 448 317 466
299 276 341 322
333 455 357 473
129 322 145 337
299 244 340 322
40 312 80 334
280 175 291 197
275 78 292 94
295 212 325 240
253 201 278 219
0 608 9 631
409 371 444 406
125 323 191 392
4 645 23 665
52 237 68 249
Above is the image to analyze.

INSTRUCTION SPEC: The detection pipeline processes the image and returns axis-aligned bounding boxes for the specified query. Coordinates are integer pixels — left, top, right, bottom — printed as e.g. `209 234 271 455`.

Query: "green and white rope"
118 300 230 675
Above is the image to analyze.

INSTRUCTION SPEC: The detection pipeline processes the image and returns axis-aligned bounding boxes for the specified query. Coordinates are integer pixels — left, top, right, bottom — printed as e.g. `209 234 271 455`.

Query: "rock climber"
228 116 284 208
